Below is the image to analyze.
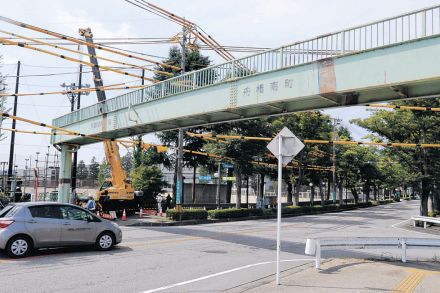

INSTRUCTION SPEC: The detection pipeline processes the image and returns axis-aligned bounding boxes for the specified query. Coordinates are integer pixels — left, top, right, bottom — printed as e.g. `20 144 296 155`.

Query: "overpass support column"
58 144 75 203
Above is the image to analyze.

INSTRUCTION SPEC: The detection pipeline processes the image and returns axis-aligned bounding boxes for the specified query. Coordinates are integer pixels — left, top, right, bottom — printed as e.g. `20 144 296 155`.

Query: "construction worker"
86 195 96 214
156 194 164 216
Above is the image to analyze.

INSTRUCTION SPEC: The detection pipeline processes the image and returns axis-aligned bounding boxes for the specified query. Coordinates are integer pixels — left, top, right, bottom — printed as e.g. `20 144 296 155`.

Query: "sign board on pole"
198 175 212 181
267 127 305 166
222 176 236 181
222 163 234 169
267 127 304 285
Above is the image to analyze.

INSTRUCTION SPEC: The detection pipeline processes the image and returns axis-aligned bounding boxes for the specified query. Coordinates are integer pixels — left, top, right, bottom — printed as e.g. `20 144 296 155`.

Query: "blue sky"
1 0 439 168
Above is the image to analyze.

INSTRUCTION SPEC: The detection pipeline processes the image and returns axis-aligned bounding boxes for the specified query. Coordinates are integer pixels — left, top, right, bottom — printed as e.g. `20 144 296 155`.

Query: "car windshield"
0 205 20 218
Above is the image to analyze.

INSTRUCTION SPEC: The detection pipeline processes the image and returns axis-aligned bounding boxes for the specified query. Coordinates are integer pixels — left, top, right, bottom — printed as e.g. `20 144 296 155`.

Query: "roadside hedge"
167 199 400 221
208 208 264 219
166 209 208 221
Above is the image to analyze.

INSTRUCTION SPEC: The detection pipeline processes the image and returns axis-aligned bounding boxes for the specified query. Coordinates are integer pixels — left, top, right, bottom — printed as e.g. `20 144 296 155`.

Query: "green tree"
121 151 133 174
154 46 212 202
88 156 100 181
353 98 440 215
153 46 211 81
77 160 88 180
271 112 334 205
97 158 111 187
130 165 166 201
206 119 274 207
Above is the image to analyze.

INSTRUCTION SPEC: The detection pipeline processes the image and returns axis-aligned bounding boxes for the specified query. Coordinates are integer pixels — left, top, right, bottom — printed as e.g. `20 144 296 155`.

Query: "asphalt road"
0 200 438 293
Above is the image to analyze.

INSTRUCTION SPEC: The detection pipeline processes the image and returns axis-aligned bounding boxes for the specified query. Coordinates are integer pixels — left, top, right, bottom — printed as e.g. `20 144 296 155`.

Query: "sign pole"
267 127 304 286
276 135 283 285
216 161 221 210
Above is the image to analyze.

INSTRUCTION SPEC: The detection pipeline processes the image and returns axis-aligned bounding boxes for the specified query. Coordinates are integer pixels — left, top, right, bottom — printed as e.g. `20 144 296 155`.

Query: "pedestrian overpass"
52 5 440 200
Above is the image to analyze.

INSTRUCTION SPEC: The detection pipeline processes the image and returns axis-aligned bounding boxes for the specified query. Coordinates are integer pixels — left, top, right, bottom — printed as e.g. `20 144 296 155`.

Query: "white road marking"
140 258 314 293
391 218 435 236
392 219 411 229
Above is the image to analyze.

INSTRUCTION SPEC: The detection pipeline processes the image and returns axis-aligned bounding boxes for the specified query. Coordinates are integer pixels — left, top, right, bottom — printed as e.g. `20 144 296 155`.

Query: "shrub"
166 209 208 221
248 208 264 217
208 208 264 219
281 206 303 215
357 202 373 208
428 211 439 218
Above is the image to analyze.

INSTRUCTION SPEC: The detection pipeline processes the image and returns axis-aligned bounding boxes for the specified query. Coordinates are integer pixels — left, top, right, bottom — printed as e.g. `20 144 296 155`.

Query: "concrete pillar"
58 144 74 203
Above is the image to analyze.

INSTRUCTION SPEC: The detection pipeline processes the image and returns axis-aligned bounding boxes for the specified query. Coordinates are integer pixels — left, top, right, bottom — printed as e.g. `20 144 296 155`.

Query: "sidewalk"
114 213 174 226
239 259 440 293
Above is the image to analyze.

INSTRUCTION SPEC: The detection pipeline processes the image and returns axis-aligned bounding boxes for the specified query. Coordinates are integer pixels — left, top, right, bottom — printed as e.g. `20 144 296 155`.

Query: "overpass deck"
52 5 440 145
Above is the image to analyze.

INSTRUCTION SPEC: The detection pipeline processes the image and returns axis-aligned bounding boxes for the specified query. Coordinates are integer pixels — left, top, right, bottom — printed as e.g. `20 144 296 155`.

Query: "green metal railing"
53 4 440 128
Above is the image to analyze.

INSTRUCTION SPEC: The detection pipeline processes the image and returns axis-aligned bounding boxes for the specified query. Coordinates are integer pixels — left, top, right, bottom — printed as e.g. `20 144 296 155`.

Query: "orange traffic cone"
122 209 127 221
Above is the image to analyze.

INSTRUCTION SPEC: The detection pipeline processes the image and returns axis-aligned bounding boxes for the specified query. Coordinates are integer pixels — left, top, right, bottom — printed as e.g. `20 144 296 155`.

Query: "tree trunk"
191 165 196 203
326 178 331 201
420 180 429 216
309 186 315 207
294 182 301 206
294 167 303 206
286 178 293 204
319 179 325 206
235 166 242 208
351 188 359 205
246 177 249 208
258 173 265 208
373 185 378 201
338 181 343 205
434 188 440 213
365 184 370 203
226 168 233 203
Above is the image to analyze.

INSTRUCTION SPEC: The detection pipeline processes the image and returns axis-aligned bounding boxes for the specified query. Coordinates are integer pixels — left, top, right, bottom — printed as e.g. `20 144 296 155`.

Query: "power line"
0 37 158 82
366 103 440 112
0 84 147 97
0 29 173 77
0 15 180 70
186 132 440 148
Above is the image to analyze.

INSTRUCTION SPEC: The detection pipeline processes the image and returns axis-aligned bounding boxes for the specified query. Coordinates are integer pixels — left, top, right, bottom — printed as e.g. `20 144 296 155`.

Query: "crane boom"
79 27 136 212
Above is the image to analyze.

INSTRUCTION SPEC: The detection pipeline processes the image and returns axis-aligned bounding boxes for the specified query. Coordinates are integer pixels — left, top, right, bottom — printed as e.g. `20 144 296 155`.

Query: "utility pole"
331 118 341 204
12 163 17 202
35 152 39 200
24 158 29 195
216 161 221 209
0 162 7 190
7 61 20 196
43 146 50 199
72 63 84 192
176 26 187 210
61 63 88 193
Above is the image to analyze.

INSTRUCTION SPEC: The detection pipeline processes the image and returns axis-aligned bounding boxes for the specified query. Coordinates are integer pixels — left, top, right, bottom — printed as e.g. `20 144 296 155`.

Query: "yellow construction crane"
79 28 141 214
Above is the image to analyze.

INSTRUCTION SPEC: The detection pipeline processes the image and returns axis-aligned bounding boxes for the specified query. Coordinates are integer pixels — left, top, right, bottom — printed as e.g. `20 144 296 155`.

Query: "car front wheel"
7 235 32 258
96 232 114 251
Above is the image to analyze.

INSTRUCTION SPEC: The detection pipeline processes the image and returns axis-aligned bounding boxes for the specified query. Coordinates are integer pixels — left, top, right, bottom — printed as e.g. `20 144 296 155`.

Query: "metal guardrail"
412 215 440 228
305 237 440 269
53 5 440 128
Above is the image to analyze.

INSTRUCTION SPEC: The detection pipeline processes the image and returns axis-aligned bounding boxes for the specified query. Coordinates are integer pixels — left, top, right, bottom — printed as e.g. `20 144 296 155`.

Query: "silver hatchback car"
0 202 122 258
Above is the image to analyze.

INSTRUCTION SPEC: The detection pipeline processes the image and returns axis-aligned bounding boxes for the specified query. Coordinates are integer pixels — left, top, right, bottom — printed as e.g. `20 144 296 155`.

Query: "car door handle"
26 220 36 224
63 222 71 226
